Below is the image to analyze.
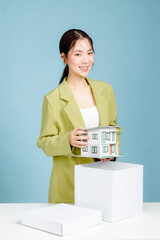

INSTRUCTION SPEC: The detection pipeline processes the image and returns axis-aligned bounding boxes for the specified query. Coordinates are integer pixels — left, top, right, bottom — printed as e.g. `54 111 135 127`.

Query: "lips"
79 66 89 72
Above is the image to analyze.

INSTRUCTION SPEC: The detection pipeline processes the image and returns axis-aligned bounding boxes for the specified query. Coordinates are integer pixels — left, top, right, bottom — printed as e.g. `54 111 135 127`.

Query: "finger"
100 158 105 162
75 140 88 146
76 130 88 136
75 135 90 141
71 140 87 147
72 127 84 135
104 158 110 161
74 143 88 148
75 127 86 132
106 157 115 161
100 157 115 162
100 158 110 161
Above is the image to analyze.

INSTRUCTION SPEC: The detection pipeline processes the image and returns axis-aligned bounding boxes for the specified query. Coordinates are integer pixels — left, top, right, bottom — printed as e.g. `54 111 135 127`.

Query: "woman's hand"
100 157 115 162
100 150 119 162
69 127 90 148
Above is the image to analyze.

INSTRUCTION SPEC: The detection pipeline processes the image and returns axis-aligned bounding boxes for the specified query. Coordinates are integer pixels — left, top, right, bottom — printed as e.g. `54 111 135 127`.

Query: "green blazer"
37 77 121 203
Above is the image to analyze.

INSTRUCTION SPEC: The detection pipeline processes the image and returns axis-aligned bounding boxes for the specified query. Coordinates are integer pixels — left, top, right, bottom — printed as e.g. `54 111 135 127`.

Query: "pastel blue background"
0 0 160 203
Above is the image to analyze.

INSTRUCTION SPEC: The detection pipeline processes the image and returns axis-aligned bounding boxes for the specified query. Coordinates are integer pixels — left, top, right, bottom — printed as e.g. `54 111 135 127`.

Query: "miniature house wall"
81 126 120 158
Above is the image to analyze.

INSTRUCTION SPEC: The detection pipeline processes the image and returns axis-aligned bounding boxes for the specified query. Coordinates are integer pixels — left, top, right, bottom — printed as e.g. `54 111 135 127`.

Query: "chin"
80 74 89 79
79 71 90 78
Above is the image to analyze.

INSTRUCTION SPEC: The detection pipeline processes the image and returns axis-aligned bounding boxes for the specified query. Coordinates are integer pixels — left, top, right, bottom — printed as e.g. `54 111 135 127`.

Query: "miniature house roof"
84 126 120 131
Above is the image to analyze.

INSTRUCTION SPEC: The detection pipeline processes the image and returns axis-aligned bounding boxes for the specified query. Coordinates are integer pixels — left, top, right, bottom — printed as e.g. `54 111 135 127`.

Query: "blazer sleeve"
37 96 74 157
108 86 122 153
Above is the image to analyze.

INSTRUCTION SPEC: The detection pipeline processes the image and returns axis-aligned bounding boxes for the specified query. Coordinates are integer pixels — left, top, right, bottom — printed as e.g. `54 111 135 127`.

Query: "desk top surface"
0 203 160 240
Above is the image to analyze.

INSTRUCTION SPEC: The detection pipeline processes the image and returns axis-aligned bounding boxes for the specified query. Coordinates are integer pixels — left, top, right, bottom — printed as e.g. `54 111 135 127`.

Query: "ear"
61 53 67 64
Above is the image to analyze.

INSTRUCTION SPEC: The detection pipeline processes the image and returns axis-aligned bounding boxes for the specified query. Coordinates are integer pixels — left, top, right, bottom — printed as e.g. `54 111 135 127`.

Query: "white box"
22 203 102 236
75 161 143 222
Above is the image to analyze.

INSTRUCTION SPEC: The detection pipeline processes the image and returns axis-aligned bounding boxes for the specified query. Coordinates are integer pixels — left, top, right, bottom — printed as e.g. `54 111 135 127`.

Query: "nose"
82 54 89 63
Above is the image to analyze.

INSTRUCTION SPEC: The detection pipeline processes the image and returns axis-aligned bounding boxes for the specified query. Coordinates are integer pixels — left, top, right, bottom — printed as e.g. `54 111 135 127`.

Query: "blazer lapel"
59 78 85 128
86 77 109 126
59 77 109 129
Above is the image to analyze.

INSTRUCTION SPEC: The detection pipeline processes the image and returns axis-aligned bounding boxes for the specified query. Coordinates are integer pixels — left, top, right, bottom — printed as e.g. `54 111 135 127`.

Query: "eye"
75 53 81 56
88 51 93 55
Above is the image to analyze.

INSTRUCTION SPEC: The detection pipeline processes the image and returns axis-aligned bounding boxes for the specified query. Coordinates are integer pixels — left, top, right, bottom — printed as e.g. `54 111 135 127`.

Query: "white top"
80 106 100 129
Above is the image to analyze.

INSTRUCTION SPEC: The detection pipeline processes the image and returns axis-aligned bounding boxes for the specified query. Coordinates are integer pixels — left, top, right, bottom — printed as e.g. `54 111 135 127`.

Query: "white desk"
0 203 160 239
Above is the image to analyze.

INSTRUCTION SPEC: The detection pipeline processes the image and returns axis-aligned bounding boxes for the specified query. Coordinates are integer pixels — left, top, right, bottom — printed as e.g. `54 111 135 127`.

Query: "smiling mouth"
79 66 89 71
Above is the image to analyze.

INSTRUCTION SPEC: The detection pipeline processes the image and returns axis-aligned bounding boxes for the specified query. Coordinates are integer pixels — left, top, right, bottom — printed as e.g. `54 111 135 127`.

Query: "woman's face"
63 38 94 79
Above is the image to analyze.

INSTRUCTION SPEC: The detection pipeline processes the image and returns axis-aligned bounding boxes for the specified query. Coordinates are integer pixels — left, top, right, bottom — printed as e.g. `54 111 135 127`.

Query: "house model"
81 126 121 158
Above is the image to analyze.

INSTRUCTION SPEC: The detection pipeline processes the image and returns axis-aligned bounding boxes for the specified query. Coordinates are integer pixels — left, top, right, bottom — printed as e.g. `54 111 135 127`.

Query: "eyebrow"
73 49 93 52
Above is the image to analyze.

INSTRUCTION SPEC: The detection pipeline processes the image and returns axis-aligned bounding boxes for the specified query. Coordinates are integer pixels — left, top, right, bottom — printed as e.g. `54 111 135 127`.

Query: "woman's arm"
109 86 122 157
94 84 121 163
37 97 89 157
37 96 74 157
108 85 122 152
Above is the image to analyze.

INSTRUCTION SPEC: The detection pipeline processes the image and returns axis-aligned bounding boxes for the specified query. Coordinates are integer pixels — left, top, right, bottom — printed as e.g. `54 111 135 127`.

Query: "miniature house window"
101 132 106 144
112 132 115 141
112 145 115 153
102 146 108 153
92 146 97 154
82 146 88 152
92 134 98 140
106 132 111 141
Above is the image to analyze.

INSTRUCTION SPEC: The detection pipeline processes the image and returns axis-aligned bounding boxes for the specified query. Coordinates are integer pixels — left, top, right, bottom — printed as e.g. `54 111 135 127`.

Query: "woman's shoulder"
87 77 113 91
45 85 59 98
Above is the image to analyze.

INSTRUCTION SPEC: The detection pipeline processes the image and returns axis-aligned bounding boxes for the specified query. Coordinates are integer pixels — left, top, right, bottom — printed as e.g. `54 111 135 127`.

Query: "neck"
66 74 89 89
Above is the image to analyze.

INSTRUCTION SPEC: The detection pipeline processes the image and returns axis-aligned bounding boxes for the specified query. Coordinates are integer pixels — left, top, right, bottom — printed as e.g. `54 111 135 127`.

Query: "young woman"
37 29 121 203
